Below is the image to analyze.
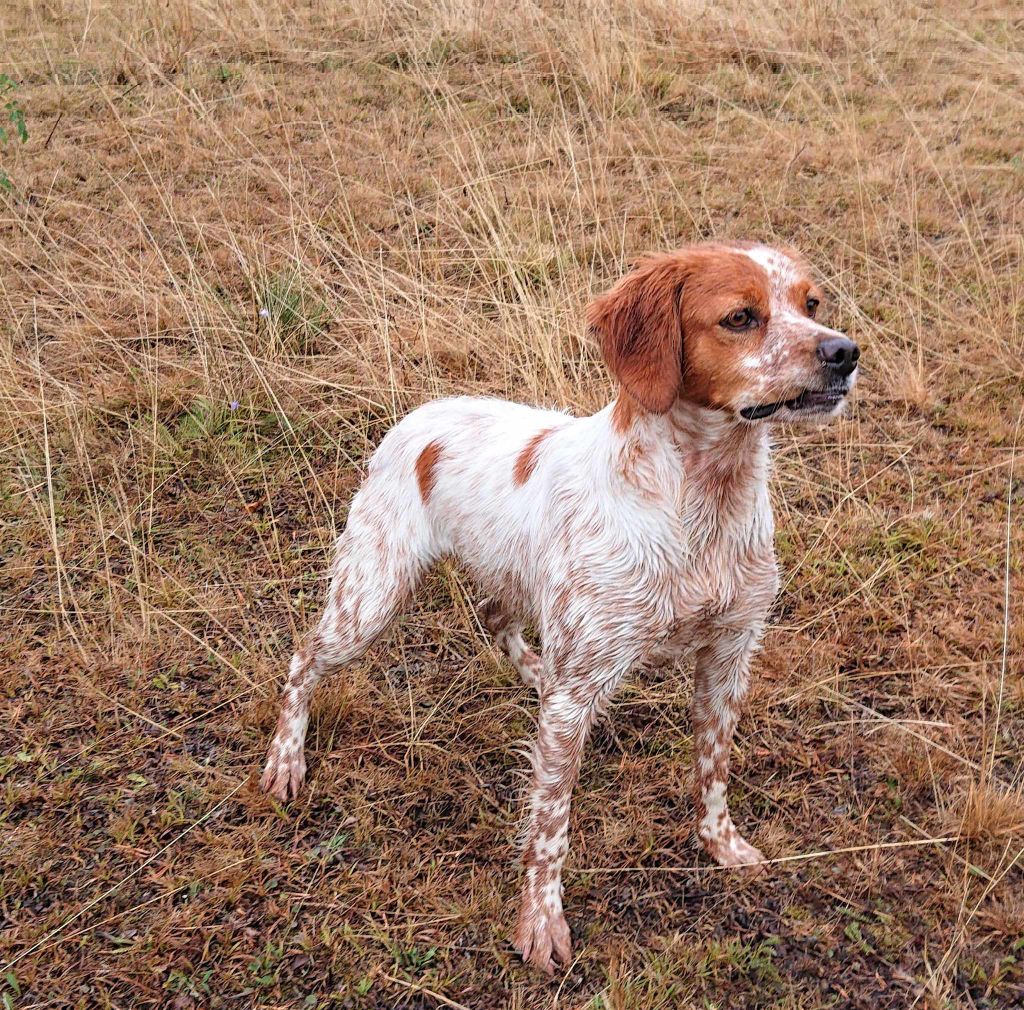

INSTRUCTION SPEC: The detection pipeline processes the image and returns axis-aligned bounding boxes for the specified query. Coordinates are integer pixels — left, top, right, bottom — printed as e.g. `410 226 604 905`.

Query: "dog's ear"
587 253 686 414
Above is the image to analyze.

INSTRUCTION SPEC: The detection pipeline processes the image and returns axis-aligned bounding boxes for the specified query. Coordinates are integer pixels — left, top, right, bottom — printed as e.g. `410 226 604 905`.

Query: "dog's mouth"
739 387 848 421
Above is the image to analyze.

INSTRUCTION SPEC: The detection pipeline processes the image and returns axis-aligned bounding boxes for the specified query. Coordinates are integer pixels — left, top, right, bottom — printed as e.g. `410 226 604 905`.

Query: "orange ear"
587 253 686 414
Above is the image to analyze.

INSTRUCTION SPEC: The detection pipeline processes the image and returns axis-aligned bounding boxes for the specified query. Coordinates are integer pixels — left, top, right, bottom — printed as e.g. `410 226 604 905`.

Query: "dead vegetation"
0 1 1022 1007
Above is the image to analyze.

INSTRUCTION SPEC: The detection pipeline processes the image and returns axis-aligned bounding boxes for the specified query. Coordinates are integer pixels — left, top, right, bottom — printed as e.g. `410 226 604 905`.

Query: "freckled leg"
482 599 543 691
260 646 319 801
512 646 634 975
692 629 765 867
261 506 430 801
512 685 592 973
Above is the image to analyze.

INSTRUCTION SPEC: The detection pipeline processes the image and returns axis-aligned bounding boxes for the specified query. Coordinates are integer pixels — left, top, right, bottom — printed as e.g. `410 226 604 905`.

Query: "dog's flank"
260 241 859 973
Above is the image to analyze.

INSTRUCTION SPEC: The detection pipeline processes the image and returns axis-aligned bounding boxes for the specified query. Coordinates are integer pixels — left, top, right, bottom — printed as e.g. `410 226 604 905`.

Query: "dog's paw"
707 832 765 871
260 745 306 801
513 908 572 975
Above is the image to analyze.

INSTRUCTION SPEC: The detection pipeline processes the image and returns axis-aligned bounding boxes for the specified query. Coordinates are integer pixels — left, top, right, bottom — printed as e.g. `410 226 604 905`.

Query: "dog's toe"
711 834 765 872
260 749 306 801
513 910 572 975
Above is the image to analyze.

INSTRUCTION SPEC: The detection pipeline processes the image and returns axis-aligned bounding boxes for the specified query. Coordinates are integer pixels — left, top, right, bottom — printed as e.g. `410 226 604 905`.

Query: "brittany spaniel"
260 241 859 972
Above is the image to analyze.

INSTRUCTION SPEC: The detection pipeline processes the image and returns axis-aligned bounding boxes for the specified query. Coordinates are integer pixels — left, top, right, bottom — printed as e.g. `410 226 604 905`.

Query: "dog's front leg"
512 668 622 974
691 626 765 867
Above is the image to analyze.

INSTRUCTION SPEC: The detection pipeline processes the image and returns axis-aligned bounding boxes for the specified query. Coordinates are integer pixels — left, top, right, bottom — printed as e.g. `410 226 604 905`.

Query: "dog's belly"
650 608 726 664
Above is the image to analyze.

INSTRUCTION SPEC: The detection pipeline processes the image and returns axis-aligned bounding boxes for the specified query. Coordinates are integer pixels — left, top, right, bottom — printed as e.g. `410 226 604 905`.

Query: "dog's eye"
806 297 819 318
720 308 757 331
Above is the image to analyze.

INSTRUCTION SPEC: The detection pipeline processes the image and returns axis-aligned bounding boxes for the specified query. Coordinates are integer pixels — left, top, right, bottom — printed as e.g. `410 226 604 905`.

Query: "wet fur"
260 241 858 973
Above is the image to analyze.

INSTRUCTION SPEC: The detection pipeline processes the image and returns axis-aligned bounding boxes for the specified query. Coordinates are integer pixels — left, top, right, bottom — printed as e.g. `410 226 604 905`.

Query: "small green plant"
174 398 233 444
0 74 28 192
307 831 350 865
152 668 182 690
257 272 328 354
844 919 876 956
2 971 22 1010
392 942 439 974
165 967 213 998
248 940 284 988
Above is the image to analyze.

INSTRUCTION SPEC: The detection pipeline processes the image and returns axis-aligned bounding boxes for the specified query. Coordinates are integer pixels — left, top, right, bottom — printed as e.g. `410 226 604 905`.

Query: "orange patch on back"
415 440 443 503
513 428 555 485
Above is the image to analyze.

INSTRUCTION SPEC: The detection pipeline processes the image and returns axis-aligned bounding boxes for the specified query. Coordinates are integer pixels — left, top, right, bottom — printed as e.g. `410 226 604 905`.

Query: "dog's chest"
622 423 777 660
656 529 778 659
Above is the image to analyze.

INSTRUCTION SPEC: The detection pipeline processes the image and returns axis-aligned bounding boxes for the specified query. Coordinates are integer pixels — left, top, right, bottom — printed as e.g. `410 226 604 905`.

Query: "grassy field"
1 1 1023 1007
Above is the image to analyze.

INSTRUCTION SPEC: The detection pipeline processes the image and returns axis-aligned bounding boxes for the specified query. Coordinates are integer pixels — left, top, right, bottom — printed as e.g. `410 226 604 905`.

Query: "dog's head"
587 242 859 424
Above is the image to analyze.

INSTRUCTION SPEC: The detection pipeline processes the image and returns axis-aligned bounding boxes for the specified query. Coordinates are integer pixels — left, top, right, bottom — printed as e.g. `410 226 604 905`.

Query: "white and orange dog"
261 242 859 972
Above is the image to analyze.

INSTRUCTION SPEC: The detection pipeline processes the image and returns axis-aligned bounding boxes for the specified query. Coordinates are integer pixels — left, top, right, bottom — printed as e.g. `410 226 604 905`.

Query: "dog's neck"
667 400 767 470
607 395 772 533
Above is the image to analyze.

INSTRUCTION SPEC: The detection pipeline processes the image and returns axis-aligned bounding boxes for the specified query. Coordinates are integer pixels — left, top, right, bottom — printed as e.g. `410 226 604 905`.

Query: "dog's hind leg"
260 482 434 801
482 599 543 692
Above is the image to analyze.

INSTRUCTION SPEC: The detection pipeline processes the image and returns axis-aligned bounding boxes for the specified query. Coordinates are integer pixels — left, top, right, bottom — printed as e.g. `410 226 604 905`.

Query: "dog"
260 241 859 972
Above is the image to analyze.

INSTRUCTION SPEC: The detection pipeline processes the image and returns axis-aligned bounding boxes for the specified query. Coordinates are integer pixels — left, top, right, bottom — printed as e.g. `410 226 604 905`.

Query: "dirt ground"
1 2 1022 1007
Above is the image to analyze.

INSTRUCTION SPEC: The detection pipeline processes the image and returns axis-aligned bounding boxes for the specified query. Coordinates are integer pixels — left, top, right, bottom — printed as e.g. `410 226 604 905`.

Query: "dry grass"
1 1 1022 1007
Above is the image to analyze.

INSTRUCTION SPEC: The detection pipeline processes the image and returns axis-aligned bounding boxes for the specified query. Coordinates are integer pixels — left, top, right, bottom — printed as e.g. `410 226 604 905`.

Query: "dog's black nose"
817 335 860 377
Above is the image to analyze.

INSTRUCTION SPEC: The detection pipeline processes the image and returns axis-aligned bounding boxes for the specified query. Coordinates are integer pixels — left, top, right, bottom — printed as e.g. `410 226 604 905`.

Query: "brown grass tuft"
954 781 1024 844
